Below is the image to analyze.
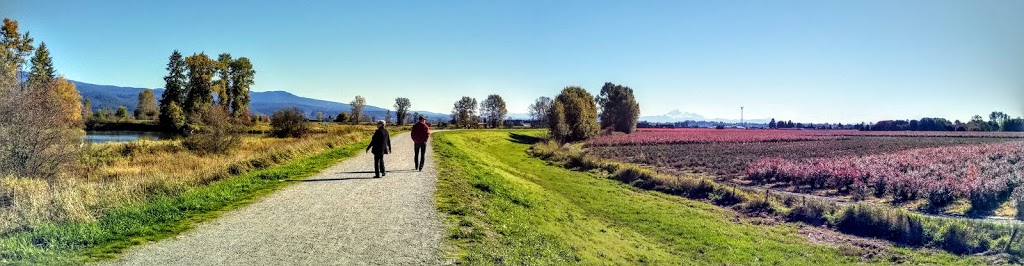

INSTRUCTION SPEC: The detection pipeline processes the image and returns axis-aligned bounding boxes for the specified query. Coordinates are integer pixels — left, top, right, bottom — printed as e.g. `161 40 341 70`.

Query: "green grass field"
433 129 982 265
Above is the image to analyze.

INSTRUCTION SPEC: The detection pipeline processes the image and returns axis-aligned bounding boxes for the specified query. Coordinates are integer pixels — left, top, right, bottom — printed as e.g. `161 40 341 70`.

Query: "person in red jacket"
411 115 430 171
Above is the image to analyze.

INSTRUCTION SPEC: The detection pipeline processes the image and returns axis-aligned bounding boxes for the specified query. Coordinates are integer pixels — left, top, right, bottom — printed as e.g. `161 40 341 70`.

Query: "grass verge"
433 129 981 265
0 135 373 265
534 135 1022 259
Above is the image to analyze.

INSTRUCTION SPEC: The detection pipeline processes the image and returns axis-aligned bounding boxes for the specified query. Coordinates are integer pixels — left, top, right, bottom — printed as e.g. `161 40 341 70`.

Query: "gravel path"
100 132 443 266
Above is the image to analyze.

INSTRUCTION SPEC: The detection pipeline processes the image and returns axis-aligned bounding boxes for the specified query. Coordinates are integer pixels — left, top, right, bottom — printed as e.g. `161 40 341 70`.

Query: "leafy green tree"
228 57 255 117
596 82 640 133
184 53 216 117
768 118 777 129
394 97 411 126
27 41 54 85
549 86 599 142
134 89 159 120
451 96 478 128
214 53 232 108
350 95 366 123
163 101 186 129
481 94 507 128
335 112 350 123
159 50 188 129
115 106 130 120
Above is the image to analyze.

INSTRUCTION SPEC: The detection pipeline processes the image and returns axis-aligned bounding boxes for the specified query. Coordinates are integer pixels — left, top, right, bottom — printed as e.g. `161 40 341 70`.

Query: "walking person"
411 115 431 171
366 120 392 178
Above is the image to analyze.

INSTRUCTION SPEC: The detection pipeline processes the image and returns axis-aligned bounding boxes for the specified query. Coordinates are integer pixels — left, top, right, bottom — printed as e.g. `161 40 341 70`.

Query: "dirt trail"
101 132 443 265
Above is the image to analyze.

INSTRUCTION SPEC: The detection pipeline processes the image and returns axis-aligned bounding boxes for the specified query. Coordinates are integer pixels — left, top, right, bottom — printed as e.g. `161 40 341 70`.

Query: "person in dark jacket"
366 120 392 178
410 115 431 171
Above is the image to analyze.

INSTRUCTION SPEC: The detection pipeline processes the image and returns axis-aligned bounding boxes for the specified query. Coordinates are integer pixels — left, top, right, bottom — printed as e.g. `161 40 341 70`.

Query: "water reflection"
83 131 176 144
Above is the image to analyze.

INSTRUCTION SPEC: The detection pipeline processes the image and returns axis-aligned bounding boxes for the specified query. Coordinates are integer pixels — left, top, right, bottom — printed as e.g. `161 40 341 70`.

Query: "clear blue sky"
4 0 1022 123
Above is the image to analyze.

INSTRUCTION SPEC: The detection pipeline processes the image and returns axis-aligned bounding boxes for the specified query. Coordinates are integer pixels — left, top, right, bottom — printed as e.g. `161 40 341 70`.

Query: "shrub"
787 199 837 226
182 108 243 154
833 204 926 246
939 222 989 254
270 108 309 138
0 78 83 180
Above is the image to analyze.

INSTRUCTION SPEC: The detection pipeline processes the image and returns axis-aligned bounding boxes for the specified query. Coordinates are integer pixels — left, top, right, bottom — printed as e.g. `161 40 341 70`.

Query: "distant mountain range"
73 80 447 120
640 109 771 124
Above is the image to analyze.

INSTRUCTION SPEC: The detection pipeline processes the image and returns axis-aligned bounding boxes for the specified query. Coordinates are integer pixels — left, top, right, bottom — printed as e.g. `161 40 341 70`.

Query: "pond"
83 131 177 144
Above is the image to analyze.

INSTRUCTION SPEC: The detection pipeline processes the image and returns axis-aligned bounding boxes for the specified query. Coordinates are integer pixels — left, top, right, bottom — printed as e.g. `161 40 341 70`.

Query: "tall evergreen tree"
1 18 34 89
768 118 777 129
27 41 54 85
159 50 187 128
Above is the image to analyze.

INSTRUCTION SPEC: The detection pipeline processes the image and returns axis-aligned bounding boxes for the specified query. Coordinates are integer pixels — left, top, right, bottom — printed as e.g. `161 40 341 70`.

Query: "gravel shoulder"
100 132 443 266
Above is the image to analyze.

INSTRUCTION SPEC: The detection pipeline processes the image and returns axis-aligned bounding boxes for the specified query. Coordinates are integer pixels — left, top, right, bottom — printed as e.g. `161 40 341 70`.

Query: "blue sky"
4 0 1022 123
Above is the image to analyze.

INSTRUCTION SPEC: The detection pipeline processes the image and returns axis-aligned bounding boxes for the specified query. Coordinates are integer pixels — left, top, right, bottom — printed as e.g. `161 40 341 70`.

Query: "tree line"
527 82 640 143
865 112 1022 132
157 50 255 132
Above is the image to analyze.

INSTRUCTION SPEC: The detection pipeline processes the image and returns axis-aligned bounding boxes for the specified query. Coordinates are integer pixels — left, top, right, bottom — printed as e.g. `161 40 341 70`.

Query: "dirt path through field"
100 132 443 265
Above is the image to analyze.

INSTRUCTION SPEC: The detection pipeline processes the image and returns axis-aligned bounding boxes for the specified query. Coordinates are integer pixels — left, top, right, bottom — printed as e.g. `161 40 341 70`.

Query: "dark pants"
374 153 386 176
414 142 426 169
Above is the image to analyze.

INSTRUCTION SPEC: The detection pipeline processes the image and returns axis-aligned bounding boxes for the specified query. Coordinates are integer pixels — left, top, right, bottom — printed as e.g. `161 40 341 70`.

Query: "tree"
481 94 508 128
350 95 366 123
214 53 232 108
270 108 310 138
316 112 324 122
1004 118 1024 132
528 96 552 127
335 112 350 123
549 86 599 143
162 102 185 130
1 18 34 89
228 57 254 117
411 111 420 124
596 82 640 133
394 97 411 126
184 53 216 117
451 96 479 128
28 41 54 85
159 50 188 129
115 106 130 120
768 118 777 129
135 89 158 120
82 98 93 121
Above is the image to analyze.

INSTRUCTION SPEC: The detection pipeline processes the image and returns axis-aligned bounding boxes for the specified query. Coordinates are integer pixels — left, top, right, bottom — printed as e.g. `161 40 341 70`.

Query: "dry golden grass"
0 124 377 235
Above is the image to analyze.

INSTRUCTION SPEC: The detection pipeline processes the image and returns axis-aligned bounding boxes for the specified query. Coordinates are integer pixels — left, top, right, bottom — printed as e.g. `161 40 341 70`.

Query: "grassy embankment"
433 129 980 265
0 124 392 264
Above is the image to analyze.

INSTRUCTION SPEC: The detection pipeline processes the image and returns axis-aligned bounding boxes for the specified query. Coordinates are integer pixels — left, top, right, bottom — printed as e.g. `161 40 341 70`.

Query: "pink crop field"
745 141 1024 207
586 128 1024 147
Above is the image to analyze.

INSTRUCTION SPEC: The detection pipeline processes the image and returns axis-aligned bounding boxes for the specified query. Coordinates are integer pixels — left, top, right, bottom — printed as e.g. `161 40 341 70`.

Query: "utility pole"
740 106 744 128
